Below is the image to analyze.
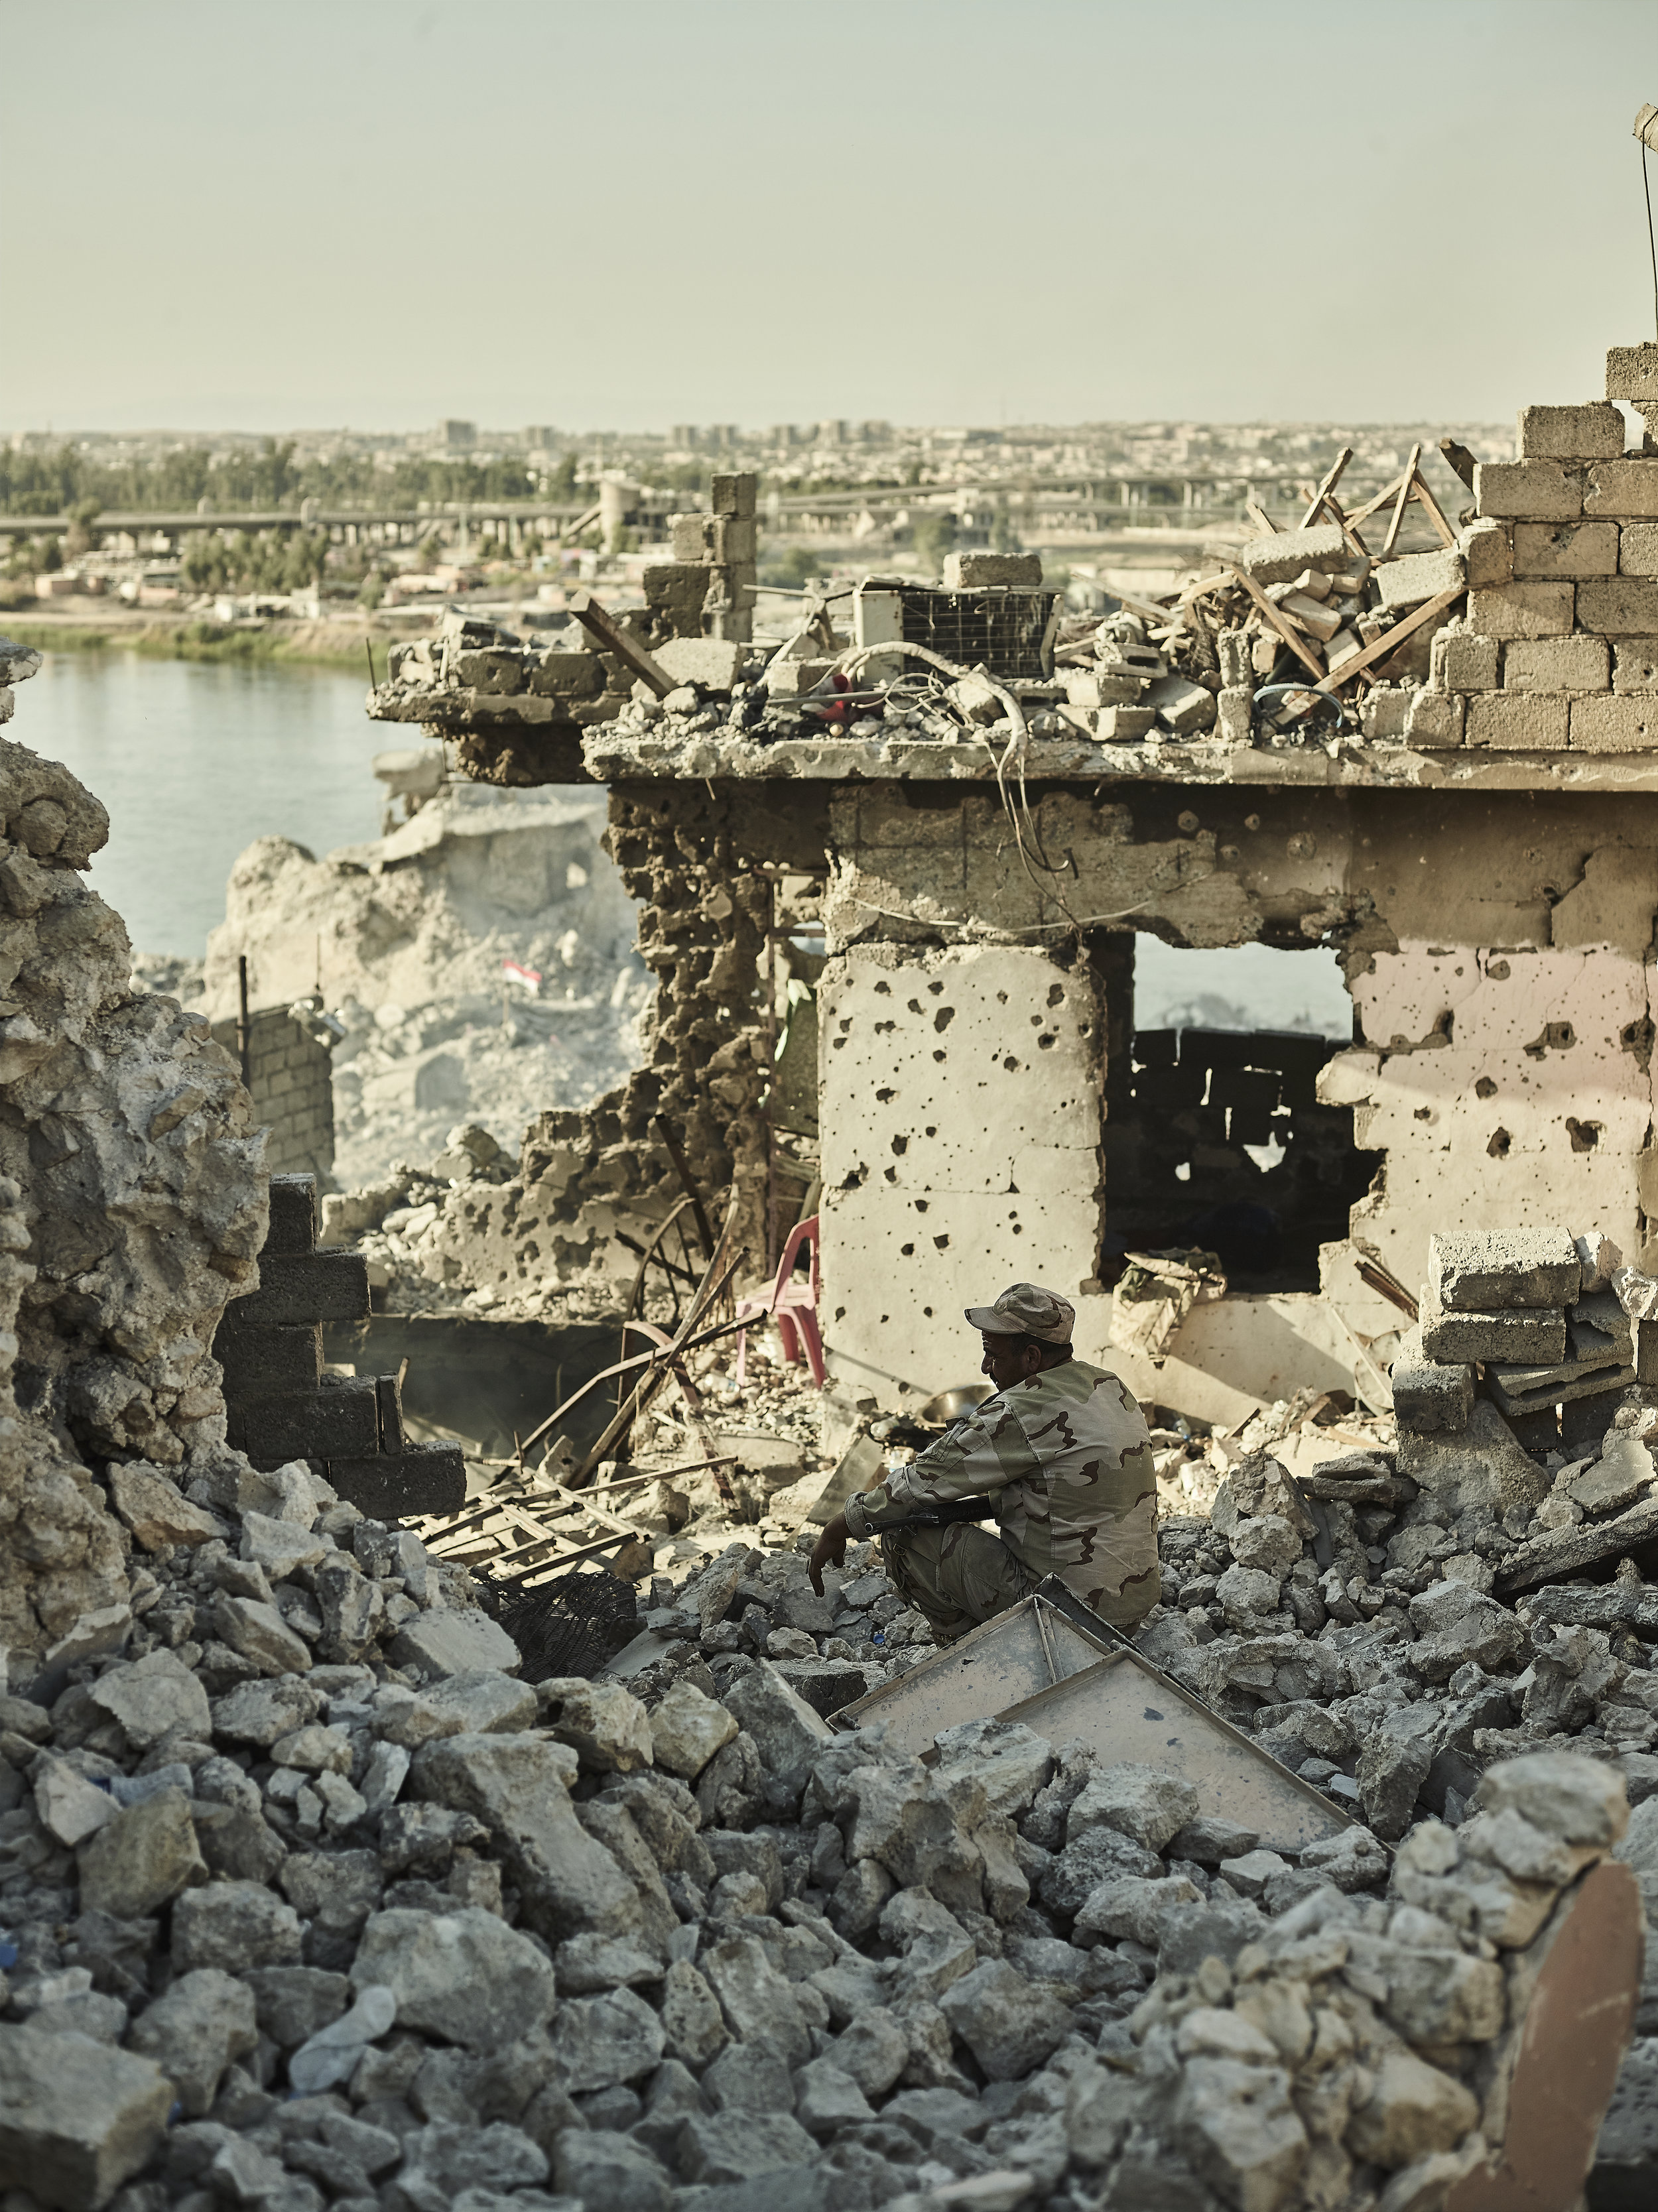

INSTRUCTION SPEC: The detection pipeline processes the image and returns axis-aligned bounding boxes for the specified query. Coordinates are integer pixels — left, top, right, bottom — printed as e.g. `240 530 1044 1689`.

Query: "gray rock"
278 1847 383 1940
24 1990 128 2046
1407 1581 1525 1680
376 1670 539 1749
76 1787 206 1920
699 1936 812 2065
675 2109 819 2185
794 2059 875 2136
0 2022 172 2211
1074 1874 1204 1949
1037 1822 1161 1920
88 1651 212 1750
1065 1762 1199 1853
1357 1704 1441 1840
125 1967 258 2117
1157 1896 1272 1975
1174 2056 1307 2211
389 1606 520 1680
536 1678 654 1772
410 1731 638 1941
940 1960 1074 2083
244 1965 349 2048
1167 1815 1261 1865
824 2006 910 2095
719 1661 831 1797
546 1986 665 2093
353 1906 556 2050
932 1719 1056 1818
646 1681 737 1782
33 1754 118 1849
701 2039 796 2114
397 2119 550 2200
554 1933 663 1994
212 1592 314 1673
1397 1401 1551 1515
1477 1750 1630 1845
553 2129 671 2211
1597 2035 1658 2165
209 1676 323 1746
659 1959 727 2069
172 1879 302 1973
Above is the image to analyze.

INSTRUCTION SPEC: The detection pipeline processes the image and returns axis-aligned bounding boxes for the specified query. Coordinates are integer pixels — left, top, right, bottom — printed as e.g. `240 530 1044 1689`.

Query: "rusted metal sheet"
832 1595 1109 1754
993 1646 1354 1854
836 1585 1354 1853
1446 1859 1645 2212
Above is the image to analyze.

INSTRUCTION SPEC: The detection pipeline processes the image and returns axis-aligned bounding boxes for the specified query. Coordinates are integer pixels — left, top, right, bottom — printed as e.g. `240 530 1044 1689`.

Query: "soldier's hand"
809 1514 850 1595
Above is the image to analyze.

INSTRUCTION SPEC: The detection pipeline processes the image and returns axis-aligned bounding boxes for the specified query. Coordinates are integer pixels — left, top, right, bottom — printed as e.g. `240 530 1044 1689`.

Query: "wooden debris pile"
1044 439 1473 748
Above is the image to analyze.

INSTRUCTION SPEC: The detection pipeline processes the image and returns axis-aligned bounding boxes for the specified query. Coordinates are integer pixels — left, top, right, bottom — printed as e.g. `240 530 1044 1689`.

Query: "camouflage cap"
964 1282 1076 1344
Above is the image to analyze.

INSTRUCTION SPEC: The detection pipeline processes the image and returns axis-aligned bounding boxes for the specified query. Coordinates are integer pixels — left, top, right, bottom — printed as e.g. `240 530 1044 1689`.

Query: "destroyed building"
362 351 1658 1443
1 356 1657 2212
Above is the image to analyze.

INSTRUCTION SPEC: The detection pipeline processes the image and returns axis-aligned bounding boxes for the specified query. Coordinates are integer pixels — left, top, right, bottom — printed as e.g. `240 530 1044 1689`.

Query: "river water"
17 650 389 958
13 647 1353 1035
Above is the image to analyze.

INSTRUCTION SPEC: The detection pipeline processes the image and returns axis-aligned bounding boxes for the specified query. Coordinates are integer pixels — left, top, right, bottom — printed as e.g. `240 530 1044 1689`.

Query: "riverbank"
0 609 434 672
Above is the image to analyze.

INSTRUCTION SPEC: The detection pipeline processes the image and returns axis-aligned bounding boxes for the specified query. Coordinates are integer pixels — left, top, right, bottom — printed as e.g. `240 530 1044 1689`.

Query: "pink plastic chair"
733 1213 824 1387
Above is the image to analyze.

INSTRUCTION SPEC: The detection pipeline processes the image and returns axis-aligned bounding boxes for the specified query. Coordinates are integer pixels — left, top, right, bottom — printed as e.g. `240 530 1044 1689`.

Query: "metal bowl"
917 1383 992 1426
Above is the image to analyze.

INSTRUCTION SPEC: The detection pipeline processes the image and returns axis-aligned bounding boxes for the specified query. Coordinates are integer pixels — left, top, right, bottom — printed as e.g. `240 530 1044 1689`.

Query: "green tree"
910 514 957 576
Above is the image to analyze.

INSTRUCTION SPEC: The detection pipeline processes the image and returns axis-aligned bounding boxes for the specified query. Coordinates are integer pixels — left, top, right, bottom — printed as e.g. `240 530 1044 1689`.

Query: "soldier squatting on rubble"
810 1286 1159 1642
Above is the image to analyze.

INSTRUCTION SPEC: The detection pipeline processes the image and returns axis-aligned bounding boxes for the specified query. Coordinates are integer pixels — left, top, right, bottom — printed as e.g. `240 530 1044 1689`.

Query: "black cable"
1644 141 1658 347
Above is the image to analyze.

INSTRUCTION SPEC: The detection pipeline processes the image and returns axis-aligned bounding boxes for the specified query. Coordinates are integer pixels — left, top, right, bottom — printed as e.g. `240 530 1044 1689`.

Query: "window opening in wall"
1100 938 1376 1295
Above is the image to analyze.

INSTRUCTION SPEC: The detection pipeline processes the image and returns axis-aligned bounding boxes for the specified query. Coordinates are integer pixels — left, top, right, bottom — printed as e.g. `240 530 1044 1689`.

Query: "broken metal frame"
833 1577 1360 1854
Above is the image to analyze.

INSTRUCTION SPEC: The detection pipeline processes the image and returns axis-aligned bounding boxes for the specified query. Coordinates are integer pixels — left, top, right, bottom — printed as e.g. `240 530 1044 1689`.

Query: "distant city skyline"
3 0 1652 434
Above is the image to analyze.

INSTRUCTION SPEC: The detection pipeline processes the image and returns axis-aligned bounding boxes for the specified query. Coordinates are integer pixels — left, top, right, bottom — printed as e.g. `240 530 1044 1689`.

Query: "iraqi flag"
502 959 542 995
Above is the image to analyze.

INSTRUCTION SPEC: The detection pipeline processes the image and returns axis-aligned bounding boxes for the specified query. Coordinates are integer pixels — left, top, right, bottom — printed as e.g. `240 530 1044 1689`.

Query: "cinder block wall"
211 1005 334 1180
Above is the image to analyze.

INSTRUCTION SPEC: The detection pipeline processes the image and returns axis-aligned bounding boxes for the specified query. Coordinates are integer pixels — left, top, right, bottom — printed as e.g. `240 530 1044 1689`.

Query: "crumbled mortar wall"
196 782 650 1187
411 781 829 1309
0 641 269 1660
819 941 1106 1400
207 1008 334 1182
823 778 1658 1390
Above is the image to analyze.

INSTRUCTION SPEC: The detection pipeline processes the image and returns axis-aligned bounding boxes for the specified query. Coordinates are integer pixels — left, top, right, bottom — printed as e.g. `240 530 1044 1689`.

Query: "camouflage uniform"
842 1357 1157 1643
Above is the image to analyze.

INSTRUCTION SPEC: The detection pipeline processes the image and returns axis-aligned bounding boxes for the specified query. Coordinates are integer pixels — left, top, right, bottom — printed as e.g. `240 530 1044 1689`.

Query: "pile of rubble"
2 1430 1651 2211
198 782 652 1189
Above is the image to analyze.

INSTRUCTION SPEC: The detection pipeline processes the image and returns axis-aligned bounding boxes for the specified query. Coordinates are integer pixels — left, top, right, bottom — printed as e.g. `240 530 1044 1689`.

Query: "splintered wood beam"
1297 448 1352 530
1381 444 1423 559
1222 563 1327 683
568 591 676 698
1312 581 1466 694
1410 467 1458 547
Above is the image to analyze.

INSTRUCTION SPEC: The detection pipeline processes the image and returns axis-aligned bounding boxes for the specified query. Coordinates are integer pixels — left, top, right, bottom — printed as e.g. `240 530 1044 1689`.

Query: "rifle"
875 1494 999 1536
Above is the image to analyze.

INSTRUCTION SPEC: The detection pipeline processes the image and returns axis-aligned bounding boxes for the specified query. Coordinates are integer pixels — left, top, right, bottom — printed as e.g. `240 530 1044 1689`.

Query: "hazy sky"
5 0 1656 433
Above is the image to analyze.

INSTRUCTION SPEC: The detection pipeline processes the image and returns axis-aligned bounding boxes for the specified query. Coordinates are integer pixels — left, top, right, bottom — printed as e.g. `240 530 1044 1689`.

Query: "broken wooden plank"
1409 465 1459 547
1222 562 1327 682
1296 448 1353 530
568 591 676 698
1381 443 1423 560
1312 580 1466 694
1345 471 1411 529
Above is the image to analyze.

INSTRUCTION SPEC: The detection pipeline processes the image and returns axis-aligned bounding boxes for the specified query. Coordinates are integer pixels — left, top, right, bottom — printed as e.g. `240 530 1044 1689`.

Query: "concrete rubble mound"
198 779 651 1188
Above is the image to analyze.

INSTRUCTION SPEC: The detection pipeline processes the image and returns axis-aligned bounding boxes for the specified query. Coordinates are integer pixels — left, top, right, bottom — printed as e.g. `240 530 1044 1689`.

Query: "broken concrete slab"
1421 1294 1567 1366
1390 1327 1473 1434
1499 1489 1658 1593
0 2022 172 2211
1431 1227 1581 1312
1397 1400 1553 1516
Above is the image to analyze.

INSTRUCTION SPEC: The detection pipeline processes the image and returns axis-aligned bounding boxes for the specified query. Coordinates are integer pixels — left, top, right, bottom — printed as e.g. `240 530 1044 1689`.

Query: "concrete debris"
198 778 651 1188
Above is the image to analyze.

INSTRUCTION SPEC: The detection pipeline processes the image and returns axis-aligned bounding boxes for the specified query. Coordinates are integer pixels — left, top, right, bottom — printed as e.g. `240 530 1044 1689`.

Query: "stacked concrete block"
1406 353 1658 755
216 1172 464 1516
665 472 757 645
208 1003 334 1180
1393 1225 1639 1453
